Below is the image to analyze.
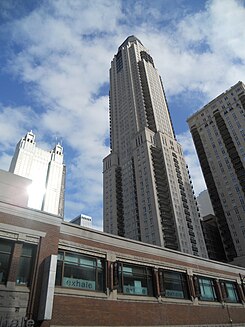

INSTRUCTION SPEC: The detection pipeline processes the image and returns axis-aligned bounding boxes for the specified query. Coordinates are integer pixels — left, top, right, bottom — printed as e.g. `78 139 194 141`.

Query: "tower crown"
118 35 143 51
23 130 35 143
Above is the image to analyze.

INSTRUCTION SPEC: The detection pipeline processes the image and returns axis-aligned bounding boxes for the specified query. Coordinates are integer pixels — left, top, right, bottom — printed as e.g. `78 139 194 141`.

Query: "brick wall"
51 295 245 326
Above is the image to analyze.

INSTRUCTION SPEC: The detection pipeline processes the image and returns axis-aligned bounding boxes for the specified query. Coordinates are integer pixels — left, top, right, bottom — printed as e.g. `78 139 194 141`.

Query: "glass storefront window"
118 263 153 296
56 251 104 292
197 277 217 301
16 243 36 286
160 270 189 299
0 239 14 284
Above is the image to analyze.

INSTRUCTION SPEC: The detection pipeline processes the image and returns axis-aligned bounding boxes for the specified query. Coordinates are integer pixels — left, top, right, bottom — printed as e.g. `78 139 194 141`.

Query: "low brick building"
1 169 245 326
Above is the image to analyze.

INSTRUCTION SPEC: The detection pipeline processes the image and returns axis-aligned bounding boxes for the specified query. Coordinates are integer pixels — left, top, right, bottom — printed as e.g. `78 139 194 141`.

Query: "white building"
187 81 245 265
9 131 66 216
103 36 207 258
69 214 92 228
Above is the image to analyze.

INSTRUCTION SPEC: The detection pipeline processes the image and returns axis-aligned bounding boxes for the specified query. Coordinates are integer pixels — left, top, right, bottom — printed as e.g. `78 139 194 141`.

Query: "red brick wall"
0 211 61 319
50 295 245 326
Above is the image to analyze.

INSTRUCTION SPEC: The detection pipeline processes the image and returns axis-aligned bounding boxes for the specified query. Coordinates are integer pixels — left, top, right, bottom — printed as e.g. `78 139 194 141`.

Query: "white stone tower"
9 131 66 216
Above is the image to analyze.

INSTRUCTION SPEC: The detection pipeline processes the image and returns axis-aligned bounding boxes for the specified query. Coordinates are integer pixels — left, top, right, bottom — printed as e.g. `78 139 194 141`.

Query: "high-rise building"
9 131 66 216
187 81 245 265
103 36 207 257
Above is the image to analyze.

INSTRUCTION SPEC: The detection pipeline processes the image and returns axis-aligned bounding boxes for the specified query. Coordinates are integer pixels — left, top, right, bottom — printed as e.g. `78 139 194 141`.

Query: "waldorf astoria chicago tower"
103 36 207 258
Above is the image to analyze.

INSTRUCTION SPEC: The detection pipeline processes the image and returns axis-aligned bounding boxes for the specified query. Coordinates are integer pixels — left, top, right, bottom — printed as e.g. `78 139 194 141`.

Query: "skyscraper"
103 36 207 257
9 131 66 216
187 81 245 265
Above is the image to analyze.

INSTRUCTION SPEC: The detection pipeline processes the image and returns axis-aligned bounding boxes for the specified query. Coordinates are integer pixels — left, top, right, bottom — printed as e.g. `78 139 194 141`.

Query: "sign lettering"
0 317 34 327
63 277 95 290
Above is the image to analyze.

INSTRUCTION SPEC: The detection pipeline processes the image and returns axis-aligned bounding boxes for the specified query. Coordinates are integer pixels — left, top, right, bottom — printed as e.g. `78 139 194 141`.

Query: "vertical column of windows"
190 127 236 261
150 146 178 250
214 112 245 198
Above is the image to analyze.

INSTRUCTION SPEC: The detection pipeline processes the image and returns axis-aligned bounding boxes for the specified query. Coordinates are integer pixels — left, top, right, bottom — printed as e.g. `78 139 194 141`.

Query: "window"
16 243 37 286
0 239 14 284
195 276 217 301
56 251 104 292
221 281 240 303
160 270 189 299
118 263 153 296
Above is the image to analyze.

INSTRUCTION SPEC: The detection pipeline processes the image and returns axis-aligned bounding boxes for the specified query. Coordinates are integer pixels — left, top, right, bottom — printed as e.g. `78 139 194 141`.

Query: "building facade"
103 36 207 258
9 131 66 216
1 173 245 326
69 214 92 227
187 81 245 265
201 214 227 262
197 190 215 218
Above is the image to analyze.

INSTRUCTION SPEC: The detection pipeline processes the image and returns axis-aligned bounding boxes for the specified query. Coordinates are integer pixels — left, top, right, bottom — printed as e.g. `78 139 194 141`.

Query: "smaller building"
197 190 214 218
9 131 66 217
69 214 92 227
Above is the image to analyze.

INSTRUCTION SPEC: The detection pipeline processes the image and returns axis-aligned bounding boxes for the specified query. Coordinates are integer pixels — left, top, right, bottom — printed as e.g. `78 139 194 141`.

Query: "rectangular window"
16 243 37 286
0 239 14 284
118 263 153 296
221 281 240 303
197 277 217 301
160 270 189 299
55 251 104 292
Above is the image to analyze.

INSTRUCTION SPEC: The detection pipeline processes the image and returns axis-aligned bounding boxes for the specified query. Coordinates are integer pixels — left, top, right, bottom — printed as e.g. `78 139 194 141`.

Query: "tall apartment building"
9 131 66 216
103 36 207 257
187 81 245 265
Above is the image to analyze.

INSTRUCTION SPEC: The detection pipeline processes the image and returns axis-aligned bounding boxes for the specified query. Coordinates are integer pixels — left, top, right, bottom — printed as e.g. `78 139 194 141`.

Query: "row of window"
0 240 242 304
55 251 241 303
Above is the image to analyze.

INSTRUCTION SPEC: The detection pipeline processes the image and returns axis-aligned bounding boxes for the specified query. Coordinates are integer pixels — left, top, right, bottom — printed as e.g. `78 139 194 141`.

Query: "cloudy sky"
0 0 245 229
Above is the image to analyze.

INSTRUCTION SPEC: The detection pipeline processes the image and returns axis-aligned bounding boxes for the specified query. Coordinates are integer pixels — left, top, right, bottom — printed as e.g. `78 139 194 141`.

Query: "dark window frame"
0 239 14 284
220 280 240 303
159 269 189 299
16 243 37 286
118 262 153 296
55 251 105 292
195 276 218 302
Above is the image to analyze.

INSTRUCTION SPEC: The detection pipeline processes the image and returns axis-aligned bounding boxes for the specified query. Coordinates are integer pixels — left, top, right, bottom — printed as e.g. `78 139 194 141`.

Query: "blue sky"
0 0 245 229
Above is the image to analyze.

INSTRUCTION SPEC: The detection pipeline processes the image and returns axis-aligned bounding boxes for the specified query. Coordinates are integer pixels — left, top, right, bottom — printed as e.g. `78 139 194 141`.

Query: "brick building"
1 169 245 326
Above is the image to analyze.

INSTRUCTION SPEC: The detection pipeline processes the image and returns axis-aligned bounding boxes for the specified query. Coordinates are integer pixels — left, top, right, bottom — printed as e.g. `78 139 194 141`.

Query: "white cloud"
0 104 37 150
141 0 245 99
1 0 245 229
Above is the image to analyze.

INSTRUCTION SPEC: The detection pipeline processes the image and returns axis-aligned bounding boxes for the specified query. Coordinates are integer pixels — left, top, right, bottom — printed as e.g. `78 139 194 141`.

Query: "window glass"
16 244 36 286
119 263 153 296
198 277 217 301
56 251 104 292
0 239 14 284
161 270 189 299
222 281 239 303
